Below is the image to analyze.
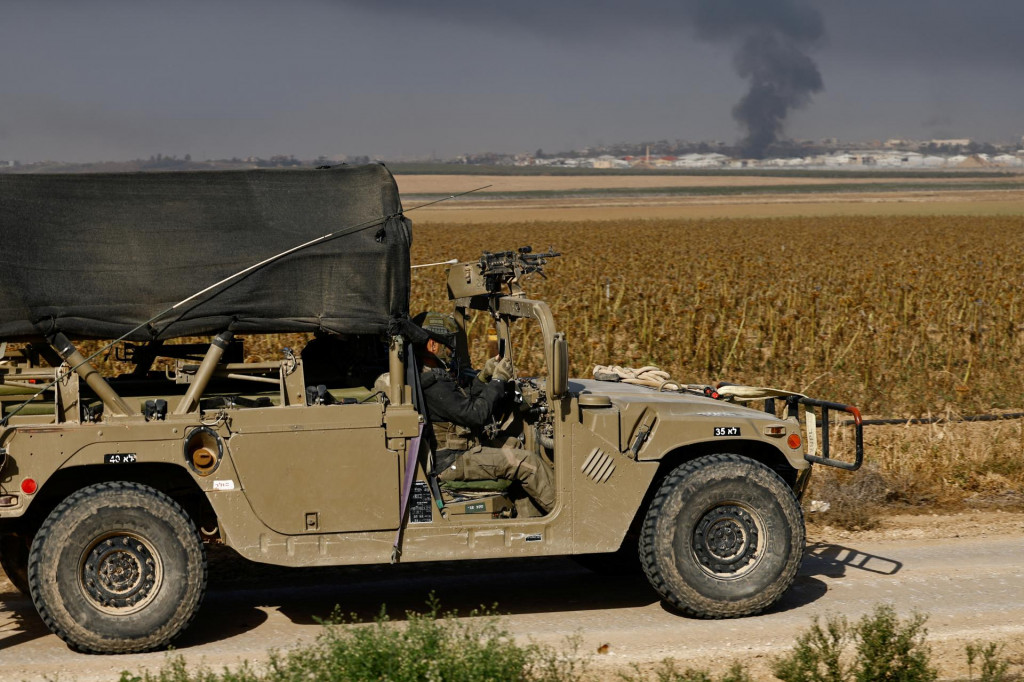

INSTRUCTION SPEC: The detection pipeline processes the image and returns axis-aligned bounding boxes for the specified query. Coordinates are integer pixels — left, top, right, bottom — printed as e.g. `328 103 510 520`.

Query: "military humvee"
0 164 862 654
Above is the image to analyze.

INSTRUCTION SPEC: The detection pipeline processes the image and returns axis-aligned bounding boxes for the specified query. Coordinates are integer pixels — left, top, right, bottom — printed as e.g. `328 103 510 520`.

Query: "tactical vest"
431 420 476 452
421 367 479 452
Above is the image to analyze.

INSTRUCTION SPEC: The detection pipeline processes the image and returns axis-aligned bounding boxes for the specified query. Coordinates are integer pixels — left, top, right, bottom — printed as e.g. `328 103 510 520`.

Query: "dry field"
404 193 1024 519
407 195 1024 224
397 171 1024 223
411 215 1024 418
74 176 1024 518
394 172 1024 194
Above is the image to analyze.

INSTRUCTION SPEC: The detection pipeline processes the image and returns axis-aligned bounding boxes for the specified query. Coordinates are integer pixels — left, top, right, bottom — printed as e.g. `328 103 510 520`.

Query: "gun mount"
447 246 561 300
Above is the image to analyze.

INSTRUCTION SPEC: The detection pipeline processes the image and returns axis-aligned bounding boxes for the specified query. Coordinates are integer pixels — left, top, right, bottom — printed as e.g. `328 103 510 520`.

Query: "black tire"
1 532 32 595
640 454 804 618
27 481 207 653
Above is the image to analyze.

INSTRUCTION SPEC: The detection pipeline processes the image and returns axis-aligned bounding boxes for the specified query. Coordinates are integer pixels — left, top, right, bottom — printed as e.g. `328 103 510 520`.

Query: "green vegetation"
772 605 936 682
768 604 1020 682
115 602 1018 682
117 598 586 682
966 642 1014 682
619 661 752 682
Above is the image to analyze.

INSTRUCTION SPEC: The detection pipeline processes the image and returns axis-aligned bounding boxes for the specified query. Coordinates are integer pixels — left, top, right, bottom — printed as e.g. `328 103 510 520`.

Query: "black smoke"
684 1 825 158
337 0 827 157
731 31 823 157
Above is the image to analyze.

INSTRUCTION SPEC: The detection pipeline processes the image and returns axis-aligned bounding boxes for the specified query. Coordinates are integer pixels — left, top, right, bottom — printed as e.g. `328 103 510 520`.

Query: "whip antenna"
412 259 458 269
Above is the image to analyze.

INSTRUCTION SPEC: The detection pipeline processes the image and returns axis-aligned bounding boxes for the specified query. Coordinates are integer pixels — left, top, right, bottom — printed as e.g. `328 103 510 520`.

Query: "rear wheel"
1 532 31 595
28 481 207 653
640 454 804 618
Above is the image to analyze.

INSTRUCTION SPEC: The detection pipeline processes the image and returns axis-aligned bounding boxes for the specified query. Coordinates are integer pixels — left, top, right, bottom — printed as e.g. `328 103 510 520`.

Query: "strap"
392 422 423 563
391 342 445 563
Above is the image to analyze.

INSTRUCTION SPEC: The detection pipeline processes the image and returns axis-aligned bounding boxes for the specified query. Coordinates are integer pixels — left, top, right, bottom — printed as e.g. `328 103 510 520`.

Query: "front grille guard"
760 395 864 471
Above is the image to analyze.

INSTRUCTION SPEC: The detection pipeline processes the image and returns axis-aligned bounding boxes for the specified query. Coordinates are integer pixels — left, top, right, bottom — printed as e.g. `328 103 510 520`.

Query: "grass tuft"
619 660 752 682
117 596 587 682
773 604 937 682
966 642 1014 682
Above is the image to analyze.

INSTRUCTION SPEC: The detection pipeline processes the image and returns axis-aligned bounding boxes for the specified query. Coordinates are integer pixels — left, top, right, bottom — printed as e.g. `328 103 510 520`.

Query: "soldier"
415 311 555 516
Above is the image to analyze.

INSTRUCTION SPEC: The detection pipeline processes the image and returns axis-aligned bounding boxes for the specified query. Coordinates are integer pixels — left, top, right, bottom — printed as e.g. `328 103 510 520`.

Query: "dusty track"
2 513 1023 681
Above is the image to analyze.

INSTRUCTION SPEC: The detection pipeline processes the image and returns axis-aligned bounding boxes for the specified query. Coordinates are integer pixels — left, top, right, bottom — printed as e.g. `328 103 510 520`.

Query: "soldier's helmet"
414 311 458 350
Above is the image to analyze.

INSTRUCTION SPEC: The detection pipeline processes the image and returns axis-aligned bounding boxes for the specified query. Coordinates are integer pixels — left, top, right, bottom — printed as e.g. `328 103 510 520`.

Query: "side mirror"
550 332 568 399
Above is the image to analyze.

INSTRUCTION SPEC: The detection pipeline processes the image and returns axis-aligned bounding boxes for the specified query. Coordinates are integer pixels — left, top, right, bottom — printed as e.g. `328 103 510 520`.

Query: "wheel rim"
691 502 763 579
79 532 162 614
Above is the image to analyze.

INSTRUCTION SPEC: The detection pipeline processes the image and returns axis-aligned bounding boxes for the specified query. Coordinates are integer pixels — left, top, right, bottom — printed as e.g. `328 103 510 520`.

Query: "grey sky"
1 0 1022 162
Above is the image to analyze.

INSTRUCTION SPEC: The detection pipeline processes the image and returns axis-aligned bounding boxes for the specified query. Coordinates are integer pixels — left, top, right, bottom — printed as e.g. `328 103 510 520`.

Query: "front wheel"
640 454 804 618
28 481 207 653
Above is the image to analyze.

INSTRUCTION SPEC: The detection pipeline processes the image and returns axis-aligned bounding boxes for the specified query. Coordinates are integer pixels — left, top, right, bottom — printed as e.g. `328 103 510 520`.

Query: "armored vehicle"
0 164 862 653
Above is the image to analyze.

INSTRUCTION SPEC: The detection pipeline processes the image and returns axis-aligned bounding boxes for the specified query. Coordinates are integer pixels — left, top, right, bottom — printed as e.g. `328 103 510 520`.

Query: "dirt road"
2 513 1023 681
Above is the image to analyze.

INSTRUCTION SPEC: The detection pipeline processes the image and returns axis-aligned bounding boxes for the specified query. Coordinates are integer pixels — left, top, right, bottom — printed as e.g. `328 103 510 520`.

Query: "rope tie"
592 365 682 391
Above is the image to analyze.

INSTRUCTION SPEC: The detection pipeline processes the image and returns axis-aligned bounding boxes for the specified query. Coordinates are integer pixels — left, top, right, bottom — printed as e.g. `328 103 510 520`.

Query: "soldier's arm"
425 376 504 430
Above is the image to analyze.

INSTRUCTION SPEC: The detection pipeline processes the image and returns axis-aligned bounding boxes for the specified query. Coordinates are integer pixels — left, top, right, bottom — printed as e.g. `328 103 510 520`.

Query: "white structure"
993 154 1023 167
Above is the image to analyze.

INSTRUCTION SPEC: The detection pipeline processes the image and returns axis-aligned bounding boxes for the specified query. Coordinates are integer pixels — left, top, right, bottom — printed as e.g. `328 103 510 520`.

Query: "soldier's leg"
441 445 555 513
514 496 547 518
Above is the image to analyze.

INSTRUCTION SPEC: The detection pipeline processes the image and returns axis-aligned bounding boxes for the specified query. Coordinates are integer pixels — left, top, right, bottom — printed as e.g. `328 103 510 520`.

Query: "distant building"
992 154 1023 167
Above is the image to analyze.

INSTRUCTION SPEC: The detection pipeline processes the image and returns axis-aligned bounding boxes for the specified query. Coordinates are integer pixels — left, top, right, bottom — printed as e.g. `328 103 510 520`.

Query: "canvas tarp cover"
0 164 411 340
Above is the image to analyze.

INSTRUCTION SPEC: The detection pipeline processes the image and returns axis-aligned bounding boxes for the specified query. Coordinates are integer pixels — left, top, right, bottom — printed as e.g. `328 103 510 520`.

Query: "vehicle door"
227 402 398 534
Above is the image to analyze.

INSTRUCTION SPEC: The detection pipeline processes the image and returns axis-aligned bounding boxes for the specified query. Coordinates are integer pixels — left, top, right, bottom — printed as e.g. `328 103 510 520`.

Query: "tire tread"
639 453 804 618
27 480 207 654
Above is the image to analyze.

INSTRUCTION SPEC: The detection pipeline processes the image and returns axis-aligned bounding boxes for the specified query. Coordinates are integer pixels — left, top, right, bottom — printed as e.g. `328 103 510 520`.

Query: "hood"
570 378 780 421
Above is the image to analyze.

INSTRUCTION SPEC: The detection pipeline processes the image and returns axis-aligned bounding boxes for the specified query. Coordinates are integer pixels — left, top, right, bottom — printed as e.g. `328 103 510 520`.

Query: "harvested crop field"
77 178 1024 516
412 215 1024 417
409 213 1024 516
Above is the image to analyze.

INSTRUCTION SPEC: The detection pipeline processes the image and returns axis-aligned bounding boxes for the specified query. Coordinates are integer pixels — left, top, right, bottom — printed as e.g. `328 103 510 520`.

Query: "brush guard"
784 396 863 471
713 384 864 471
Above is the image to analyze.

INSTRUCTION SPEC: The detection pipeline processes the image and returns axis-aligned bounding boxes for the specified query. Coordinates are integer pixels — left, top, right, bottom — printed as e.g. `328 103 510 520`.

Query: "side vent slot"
581 447 616 483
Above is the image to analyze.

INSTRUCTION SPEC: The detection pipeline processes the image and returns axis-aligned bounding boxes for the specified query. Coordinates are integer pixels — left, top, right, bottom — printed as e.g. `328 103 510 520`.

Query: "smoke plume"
684 0 825 158
333 1 826 156
731 31 823 157
340 0 829 158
